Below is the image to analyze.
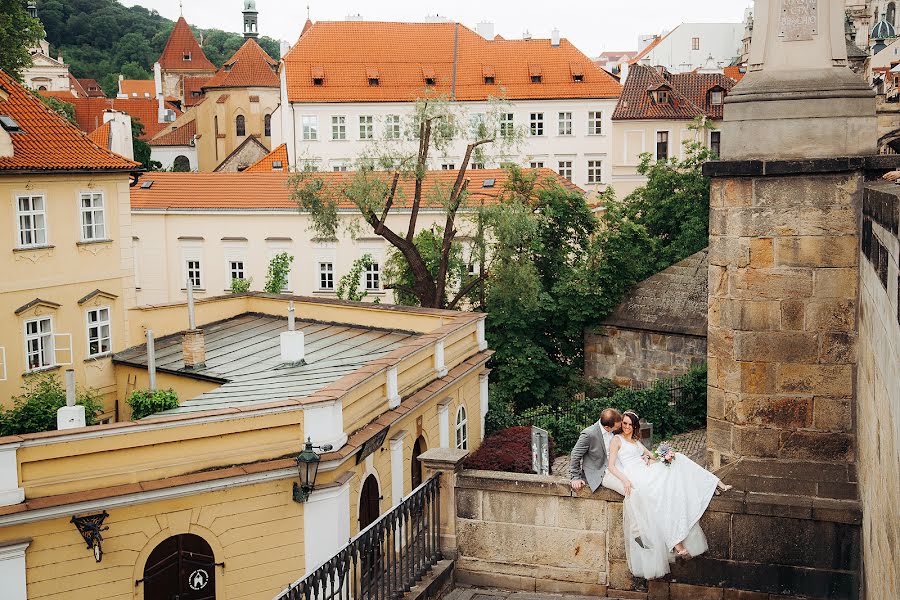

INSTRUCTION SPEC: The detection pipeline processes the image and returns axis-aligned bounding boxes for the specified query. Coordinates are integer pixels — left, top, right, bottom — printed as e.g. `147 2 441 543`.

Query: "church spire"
243 0 259 39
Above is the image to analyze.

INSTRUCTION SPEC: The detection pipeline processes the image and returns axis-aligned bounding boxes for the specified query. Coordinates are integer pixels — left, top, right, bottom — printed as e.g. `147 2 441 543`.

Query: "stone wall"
585 326 707 386
857 183 900 600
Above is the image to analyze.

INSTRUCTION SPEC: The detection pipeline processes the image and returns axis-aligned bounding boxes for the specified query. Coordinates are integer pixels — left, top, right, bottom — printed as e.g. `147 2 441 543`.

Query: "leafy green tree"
131 117 160 170
264 252 294 294
127 389 178 420
384 228 469 307
0 0 44 80
0 374 103 435
336 254 374 302
31 89 77 125
230 277 251 293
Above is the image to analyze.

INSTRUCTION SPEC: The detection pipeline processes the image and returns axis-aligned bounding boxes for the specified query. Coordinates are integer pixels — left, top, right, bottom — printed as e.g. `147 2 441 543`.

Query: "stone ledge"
456 469 623 501
702 155 900 178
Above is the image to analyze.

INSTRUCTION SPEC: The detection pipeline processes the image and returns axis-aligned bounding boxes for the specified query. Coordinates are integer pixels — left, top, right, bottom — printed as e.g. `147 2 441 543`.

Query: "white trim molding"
434 339 447 377
479 372 490 442
386 366 400 408
0 539 30 600
0 443 24 507
302 399 347 451
476 319 488 351
437 398 451 449
389 431 407 507
303 478 351 575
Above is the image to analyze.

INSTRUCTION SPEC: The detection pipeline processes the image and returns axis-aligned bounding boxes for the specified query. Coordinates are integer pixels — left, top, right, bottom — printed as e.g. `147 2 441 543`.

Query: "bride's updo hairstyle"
622 411 640 441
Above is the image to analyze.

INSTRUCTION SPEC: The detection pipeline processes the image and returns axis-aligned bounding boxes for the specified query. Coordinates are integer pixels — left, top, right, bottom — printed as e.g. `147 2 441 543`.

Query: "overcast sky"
124 0 752 57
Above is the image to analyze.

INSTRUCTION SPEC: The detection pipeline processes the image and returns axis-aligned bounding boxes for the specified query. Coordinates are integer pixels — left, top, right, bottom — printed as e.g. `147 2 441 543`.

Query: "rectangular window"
24 316 53 371
587 160 603 184
86 307 111 357
186 260 202 288
656 131 670 161
79 192 106 241
302 115 318 140
471 162 485 170
359 115 374 140
319 262 334 290
588 111 603 135
530 161 544 169
441 163 456 170
710 131 721 156
16 195 47 247
332 116 346 140
557 160 573 181
529 112 544 136
558 112 572 135
229 260 245 281
365 261 380 290
710 90 724 106
385 114 401 140
500 113 514 138
692 37 700 51
332 163 349 172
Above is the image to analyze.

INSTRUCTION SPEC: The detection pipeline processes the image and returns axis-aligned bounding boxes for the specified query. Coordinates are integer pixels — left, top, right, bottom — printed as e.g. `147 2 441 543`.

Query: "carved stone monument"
722 0 876 159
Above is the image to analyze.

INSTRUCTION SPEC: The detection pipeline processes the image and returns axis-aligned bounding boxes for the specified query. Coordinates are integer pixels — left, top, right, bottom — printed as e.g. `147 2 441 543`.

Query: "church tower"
243 0 258 38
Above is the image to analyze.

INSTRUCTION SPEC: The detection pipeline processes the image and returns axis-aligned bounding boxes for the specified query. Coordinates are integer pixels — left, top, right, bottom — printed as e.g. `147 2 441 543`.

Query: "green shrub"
127 389 179 420
230 277 252 293
484 396 517 436
0 374 103 436
264 252 294 294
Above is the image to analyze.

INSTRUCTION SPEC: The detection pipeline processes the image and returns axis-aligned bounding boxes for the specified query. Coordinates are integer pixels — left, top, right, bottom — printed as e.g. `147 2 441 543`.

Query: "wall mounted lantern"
71 511 109 562
293 437 332 503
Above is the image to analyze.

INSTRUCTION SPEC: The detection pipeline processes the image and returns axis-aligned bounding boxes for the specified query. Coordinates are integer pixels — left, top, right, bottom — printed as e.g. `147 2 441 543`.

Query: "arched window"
455 405 468 450
411 436 427 489
144 534 215 598
173 155 191 172
38 85 47 91
889 2 897 27
264 113 272 137
235 114 246 137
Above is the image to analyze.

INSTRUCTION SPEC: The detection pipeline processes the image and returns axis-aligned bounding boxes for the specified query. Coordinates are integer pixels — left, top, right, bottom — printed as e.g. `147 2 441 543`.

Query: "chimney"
523 29 532 40
103 110 134 160
154 62 165 122
476 21 494 40
182 279 206 369
56 369 86 430
146 329 157 391
551 28 560 47
280 301 305 364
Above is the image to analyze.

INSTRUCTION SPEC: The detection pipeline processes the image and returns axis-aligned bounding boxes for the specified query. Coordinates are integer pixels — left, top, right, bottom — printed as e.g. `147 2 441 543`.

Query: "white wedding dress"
615 435 719 579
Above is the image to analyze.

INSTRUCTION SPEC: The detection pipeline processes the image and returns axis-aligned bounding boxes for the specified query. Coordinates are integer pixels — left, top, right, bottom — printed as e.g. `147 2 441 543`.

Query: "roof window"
529 64 542 83
0 115 23 133
422 66 436 86
570 62 584 83
650 89 671 105
272 160 283 170
140 180 154 189
482 65 496 85
482 178 496 188
709 87 725 106
183 52 192 61
366 67 380 86
312 66 325 86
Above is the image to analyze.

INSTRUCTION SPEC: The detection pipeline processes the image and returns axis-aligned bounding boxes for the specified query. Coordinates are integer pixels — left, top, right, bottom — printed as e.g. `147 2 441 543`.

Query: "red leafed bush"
464 426 555 474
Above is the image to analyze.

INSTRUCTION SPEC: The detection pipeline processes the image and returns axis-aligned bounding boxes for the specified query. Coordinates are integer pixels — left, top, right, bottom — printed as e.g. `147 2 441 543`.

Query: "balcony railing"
276 472 442 600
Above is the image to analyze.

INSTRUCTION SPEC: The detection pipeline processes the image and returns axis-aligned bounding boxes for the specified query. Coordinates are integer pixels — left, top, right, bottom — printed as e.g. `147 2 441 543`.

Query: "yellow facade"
0 173 136 418
194 88 280 172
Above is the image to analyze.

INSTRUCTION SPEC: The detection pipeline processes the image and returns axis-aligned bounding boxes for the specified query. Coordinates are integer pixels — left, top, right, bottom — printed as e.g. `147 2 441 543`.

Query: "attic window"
311 66 325 86
422 67 436 86
528 64 542 84
366 67 379 86
0 115 23 133
313 77 324 86
573 74 584 82
183 52 192 61
272 160 283 170
570 63 584 83
140 180 154 189
651 89 671 104
709 89 724 106
482 178 496 188
483 65 496 85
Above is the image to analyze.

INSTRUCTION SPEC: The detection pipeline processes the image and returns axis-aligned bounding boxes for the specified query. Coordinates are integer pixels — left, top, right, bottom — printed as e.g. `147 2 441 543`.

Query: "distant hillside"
36 0 280 96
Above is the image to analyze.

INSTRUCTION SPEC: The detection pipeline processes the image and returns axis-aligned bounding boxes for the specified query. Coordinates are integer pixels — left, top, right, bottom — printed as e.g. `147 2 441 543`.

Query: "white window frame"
319 261 334 291
332 161 350 172
359 115 374 140
529 112 544 136
470 113 486 138
710 130 722 156
85 306 112 358
79 191 106 242
529 161 544 169
710 90 724 106
228 259 245 282
385 114 401 140
0 346 6 381
558 112 572 136
455 405 468 450
364 260 381 291
186 259 203 289
302 115 319 141
588 111 603 135
499 113 514 138
23 316 70 371
441 163 456 170
557 160 573 181
587 160 603 184
267 246 292 292
332 115 346 140
15 194 47 248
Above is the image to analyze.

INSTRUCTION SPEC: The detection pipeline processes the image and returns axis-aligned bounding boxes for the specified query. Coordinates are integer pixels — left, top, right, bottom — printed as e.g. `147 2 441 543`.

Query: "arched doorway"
359 474 380 530
173 155 191 172
411 436 427 489
143 533 216 600
358 474 382 596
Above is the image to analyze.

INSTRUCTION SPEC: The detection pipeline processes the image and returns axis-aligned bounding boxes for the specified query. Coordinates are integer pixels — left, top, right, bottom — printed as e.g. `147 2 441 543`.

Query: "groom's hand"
571 479 586 491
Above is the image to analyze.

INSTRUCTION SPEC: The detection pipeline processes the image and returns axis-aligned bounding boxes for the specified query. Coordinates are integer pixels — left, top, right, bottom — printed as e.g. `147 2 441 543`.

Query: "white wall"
151 146 198 171
638 23 743 72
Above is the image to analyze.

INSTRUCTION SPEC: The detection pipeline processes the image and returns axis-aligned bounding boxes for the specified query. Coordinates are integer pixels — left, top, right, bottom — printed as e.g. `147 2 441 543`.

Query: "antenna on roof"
307 4 310 19
179 0 183 17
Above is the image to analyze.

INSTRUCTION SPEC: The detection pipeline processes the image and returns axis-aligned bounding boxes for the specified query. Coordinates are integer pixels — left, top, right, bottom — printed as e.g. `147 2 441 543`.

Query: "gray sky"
124 0 752 57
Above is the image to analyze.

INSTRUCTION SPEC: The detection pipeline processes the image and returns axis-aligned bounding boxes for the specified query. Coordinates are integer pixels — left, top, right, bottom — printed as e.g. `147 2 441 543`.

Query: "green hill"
36 0 280 96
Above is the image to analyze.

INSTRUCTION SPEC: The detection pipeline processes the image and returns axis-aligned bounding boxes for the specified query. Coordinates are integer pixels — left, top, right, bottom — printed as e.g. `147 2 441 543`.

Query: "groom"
569 408 626 496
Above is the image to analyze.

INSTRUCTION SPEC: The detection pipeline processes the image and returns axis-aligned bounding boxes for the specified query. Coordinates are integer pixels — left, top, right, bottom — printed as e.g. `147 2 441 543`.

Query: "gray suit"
569 423 611 492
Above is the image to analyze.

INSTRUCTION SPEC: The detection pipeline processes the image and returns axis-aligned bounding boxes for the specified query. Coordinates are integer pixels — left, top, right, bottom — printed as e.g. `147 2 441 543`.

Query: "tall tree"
0 0 44 80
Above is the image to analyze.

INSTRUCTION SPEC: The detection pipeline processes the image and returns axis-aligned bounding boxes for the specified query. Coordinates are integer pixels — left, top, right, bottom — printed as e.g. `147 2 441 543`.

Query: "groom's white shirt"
599 425 626 495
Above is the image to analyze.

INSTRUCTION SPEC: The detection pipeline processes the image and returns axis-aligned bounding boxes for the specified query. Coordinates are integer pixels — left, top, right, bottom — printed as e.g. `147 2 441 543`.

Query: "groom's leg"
601 471 626 496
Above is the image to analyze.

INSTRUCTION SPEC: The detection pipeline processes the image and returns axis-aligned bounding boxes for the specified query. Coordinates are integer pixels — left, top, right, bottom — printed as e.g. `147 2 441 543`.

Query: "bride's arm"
606 437 633 496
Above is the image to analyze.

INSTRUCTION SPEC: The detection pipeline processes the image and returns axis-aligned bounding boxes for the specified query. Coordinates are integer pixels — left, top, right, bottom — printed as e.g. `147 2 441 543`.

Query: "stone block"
556 496 608 531
669 582 724 600
818 332 857 364
776 237 858 268
709 236 750 267
806 300 856 332
749 237 774 268
779 431 854 462
707 417 734 454
455 568 535 592
708 386 725 419
707 327 735 360
481 490 559 527
733 426 781 458
730 268 814 300
724 590 768 600
710 208 728 236
732 396 812 429
739 362 775 394
534 578 607 596
709 264 729 297
728 300 781 331
776 364 853 396
734 332 817 363
456 488 481 520
813 268 858 299
699 510 732 560
608 558 641 591
723 177 753 207
607 501 626 560
812 397 852 432
753 175 855 209
710 179 725 208
811 497 862 523
780 300 805 330
610 591 649 599
648 580 670 600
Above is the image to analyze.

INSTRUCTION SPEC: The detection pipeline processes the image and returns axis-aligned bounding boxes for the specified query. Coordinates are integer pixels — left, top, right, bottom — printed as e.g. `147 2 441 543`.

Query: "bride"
606 411 732 579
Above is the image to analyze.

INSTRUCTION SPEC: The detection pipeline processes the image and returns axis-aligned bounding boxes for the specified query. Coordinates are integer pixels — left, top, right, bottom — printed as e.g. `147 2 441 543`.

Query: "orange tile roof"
202 38 279 90
183 75 213 106
245 143 288 171
120 79 156 98
39 90 79 99
629 34 666 65
0 70 139 172
158 17 217 73
50 96 182 139
723 65 746 83
149 119 196 146
131 168 583 210
87 122 110 148
77 78 106 97
283 21 621 103
613 64 735 121
67 74 88 97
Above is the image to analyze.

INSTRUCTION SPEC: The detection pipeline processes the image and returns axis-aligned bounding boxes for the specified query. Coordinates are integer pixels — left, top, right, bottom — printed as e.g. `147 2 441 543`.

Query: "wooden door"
411 437 426 490
143 534 216 600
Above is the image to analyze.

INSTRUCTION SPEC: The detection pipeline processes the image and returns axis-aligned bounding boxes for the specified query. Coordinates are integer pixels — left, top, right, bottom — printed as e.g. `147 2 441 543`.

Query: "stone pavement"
446 586 632 600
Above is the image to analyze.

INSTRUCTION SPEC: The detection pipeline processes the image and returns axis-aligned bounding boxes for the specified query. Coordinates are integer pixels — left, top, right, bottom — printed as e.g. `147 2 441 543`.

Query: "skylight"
0 115 23 133
482 178 496 188
140 180 154 189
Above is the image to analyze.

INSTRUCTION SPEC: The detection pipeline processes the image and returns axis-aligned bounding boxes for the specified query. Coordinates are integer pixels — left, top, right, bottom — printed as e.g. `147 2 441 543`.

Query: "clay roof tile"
202 38 279 90
158 17 217 73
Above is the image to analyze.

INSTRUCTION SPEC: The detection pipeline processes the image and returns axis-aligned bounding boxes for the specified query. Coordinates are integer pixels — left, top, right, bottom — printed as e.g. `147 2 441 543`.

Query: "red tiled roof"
613 64 735 121
67 74 88 97
77 78 106 97
149 119 196 146
49 96 182 139
39 90 79 99
284 21 621 103
0 70 139 172
629 35 666 65
158 17 217 73
131 168 583 210
120 79 156 98
87 122 110 148
723 65 746 83
245 143 288 172
183 75 213 106
202 39 279 90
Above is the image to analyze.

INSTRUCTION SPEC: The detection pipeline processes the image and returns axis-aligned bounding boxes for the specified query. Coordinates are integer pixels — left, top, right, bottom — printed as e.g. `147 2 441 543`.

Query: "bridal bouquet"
653 443 676 466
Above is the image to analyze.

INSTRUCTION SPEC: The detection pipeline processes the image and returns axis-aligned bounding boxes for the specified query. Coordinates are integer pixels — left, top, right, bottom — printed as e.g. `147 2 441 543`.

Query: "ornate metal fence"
275 472 442 600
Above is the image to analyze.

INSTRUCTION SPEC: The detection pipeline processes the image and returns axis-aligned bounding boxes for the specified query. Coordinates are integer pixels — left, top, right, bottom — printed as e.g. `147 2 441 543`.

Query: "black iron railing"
276 472 442 600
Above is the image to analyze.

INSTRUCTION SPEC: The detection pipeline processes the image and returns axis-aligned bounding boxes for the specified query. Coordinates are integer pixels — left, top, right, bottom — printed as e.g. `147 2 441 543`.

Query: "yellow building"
0 292 489 599
0 69 140 418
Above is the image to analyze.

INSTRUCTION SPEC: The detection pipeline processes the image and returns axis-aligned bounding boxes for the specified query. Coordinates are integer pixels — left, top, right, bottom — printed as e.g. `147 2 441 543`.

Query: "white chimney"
154 62 165 122
551 28 560 47
103 110 134 160
345 13 363 21
523 29 532 40
56 369 86 430
280 301 305 364
476 21 494 40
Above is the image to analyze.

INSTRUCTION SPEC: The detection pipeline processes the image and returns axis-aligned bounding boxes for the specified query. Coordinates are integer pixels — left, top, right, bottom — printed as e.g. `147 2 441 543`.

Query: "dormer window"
183 52 192 61
483 65 496 85
531 75 542 83
651 89 671 104
484 76 495 84
368 77 379 86
573 74 584 82
709 88 725 106
312 66 325 86
366 67 379 86
529 64 542 84
570 63 585 83
422 67 436 87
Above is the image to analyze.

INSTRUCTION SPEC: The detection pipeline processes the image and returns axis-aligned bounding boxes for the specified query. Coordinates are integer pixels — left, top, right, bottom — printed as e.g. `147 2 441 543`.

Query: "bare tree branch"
408 117 432 242
446 275 485 310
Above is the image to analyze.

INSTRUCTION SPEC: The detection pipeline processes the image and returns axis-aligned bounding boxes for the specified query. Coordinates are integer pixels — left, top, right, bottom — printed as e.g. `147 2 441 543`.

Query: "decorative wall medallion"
188 569 209 590
780 0 818 41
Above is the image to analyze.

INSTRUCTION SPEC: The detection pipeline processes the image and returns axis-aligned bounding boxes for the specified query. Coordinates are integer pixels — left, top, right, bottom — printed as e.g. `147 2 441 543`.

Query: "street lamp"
293 437 333 503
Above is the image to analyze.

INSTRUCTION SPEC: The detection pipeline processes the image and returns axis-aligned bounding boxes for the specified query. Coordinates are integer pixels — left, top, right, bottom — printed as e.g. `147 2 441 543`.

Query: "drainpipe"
146 329 157 392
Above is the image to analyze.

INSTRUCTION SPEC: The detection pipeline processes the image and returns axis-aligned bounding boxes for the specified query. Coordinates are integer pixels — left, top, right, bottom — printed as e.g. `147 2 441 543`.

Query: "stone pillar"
418 448 467 559
707 0 876 469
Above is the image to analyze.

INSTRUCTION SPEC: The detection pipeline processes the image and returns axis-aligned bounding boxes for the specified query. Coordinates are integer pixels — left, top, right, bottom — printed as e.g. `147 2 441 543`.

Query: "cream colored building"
0 70 140 418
